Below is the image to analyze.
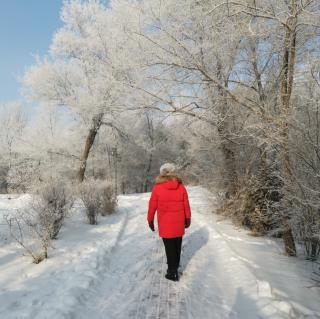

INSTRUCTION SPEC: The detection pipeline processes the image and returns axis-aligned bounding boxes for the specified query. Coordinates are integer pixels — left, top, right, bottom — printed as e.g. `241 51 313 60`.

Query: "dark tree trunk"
143 153 153 192
216 60 238 196
278 13 298 256
217 125 238 197
77 113 104 183
121 181 126 194
282 225 296 256
143 113 154 193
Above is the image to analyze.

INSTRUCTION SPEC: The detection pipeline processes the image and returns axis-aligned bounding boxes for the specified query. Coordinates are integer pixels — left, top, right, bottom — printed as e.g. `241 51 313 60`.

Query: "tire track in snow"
67 205 132 319
98 206 131 272
126 198 188 319
139 240 188 319
134 235 162 319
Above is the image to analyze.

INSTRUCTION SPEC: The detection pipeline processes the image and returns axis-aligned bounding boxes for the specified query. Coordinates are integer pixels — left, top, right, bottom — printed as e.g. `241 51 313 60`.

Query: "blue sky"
0 0 63 104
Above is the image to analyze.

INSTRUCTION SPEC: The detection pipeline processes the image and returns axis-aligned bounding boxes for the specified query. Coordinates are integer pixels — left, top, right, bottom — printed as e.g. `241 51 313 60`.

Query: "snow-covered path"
69 192 189 319
69 187 320 319
1 187 320 319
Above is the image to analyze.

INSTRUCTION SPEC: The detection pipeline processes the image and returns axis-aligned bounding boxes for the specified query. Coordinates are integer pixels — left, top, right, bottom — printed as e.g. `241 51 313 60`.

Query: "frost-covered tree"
23 0 129 182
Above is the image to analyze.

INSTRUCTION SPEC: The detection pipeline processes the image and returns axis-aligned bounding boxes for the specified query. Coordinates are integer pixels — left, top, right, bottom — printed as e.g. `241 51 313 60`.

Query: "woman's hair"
156 174 182 184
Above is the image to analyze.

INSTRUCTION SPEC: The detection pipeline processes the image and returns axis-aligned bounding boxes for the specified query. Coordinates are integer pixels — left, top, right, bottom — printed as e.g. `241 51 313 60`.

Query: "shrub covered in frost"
34 180 74 239
78 178 117 225
5 179 74 263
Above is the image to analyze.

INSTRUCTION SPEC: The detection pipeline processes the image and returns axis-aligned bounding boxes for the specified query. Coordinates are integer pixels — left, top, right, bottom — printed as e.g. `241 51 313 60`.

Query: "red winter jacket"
147 175 191 238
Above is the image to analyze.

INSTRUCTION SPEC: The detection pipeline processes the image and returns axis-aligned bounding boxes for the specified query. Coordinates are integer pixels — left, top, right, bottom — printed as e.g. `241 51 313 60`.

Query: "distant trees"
0 102 28 193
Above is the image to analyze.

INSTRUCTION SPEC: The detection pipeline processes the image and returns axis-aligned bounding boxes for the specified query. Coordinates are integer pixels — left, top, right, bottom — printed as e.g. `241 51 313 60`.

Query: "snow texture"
0 187 320 319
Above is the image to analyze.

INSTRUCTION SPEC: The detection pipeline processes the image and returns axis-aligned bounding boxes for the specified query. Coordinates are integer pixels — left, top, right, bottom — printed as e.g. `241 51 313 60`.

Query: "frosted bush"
5 180 73 263
34 180 74 239
99 181 117 216
78 178 117 225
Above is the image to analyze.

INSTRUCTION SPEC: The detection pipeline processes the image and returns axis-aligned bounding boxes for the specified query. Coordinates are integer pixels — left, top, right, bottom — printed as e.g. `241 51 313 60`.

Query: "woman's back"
147 174 191 238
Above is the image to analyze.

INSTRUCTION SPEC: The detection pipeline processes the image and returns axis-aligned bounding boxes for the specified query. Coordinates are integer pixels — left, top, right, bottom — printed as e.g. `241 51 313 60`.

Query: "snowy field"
0 187 320 319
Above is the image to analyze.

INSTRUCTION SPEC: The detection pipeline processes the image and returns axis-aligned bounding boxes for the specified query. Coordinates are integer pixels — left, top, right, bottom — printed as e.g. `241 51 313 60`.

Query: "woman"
147 163 191 282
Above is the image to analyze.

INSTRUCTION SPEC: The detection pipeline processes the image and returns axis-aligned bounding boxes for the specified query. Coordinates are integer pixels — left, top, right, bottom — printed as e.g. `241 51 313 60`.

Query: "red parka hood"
155 174 182 190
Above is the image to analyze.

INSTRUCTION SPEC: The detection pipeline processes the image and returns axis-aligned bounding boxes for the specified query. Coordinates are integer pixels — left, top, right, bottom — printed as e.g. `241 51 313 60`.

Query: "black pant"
162 237 182 272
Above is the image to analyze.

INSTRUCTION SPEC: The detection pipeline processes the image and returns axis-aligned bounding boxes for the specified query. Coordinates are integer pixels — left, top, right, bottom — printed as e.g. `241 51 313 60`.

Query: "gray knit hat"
159 163 176 175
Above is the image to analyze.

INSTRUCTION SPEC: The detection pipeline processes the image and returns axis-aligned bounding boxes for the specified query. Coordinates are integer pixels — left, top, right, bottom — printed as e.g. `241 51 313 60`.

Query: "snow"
0 187 320 319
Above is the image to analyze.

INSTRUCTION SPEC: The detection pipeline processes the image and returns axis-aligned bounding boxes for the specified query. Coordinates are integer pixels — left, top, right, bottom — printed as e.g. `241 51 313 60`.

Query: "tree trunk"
282 224 296 256
143 153 153 192
77 113 104 182
121 181 126 194
217 125 238 197
216 60 238 197
143 113 154 193
278 13 298 256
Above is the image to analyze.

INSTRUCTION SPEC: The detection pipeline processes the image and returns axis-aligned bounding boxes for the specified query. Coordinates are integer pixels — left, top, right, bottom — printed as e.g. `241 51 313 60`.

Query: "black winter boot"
165 269 179 282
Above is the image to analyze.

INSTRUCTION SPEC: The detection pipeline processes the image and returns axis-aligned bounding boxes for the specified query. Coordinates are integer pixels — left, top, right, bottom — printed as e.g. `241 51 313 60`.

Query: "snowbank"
0 195 127 319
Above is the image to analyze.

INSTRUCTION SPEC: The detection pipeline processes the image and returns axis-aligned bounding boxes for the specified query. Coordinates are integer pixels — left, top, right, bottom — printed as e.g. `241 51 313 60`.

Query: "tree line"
0 0 319 259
